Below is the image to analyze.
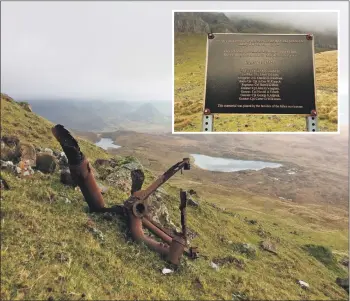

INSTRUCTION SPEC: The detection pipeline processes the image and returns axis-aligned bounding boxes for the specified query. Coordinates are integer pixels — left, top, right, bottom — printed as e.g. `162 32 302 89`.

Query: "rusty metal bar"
167 236 186 265
179 189 187 240
132 158 190 203
52 125 106 212
128 213 170 256
143 216 176 239
142 218 173 245
69 158 106 211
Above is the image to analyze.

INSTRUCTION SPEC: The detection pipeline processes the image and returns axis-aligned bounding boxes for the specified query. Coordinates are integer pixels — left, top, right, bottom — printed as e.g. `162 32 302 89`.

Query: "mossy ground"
173 34 338 132
1 95 348 300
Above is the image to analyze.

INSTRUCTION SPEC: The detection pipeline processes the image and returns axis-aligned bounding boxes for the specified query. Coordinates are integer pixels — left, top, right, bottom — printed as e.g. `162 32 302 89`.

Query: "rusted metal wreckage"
52 124 199 266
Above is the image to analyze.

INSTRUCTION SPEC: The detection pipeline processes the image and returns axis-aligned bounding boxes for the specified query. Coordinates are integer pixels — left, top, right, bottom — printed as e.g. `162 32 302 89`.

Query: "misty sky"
1 1 349 123
225 12 338 33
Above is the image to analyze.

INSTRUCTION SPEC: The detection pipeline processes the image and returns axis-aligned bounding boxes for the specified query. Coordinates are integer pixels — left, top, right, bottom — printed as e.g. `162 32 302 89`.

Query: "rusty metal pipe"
132 158 190 203
142 218 173 245
51 124 106 212
69 158 106 212
167 236 186 265
143 216 176 239
128 212 170 256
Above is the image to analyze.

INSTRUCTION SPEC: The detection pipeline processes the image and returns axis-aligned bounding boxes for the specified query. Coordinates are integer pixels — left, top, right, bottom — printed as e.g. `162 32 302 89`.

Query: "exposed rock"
232 243 257 258
1 135 19 148
0 176 10 190
340 256 349 267
148 191 176 229
297 280 309 289
122 161 143 171
1 143 19 162
245 218 257 225
94 159 112 167
1 141 5 150
20 164 35 177
260 240 278 255
187 198 199 207
43 148 54 156
232 292 249 301
60 169 75 186
90 227 104 242
212 255 245 269
257 226 271 238
15 166 22 175
210 261 219 271
55 252 70 263
106 162 143 193
336 277 349 293
18 102 32 112
0 160 15 172
17 142 36 166
58 152 69 168
97 183 109 194
36 154 57 174
106 168 131 193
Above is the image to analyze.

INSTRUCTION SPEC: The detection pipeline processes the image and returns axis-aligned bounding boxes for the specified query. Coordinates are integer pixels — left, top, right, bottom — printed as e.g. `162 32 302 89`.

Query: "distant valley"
81 127 349 210
28 99 172 133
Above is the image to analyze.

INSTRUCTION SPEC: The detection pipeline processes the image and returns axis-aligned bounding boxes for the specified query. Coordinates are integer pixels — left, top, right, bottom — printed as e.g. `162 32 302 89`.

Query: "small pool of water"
95 138 121 150
191 154 282 172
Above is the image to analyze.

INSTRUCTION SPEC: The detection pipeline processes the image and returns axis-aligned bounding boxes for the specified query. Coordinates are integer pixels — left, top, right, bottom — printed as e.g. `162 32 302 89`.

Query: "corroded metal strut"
52 124 198 265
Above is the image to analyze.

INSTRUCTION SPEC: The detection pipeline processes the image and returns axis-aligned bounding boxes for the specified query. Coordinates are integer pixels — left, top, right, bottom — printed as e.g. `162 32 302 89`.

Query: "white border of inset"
172 9 341 135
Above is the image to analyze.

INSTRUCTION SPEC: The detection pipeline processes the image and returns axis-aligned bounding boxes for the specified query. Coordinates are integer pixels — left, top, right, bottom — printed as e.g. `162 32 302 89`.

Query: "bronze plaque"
204 34 316 114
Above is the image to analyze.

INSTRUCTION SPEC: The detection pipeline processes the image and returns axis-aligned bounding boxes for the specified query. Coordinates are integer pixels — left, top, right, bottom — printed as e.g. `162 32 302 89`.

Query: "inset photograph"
173 11 338 132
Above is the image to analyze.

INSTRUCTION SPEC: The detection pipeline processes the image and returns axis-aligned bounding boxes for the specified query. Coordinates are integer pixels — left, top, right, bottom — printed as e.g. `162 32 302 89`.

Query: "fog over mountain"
225 12 338 34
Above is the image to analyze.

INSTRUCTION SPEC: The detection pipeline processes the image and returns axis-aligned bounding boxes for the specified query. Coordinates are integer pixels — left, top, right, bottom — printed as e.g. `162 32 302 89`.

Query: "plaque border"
202 33 318 116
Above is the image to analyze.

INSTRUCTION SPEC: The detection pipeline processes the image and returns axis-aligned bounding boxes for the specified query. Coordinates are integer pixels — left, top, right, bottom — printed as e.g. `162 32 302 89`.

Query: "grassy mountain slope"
1 94 348 300
1 95 109 162
174 34 338 132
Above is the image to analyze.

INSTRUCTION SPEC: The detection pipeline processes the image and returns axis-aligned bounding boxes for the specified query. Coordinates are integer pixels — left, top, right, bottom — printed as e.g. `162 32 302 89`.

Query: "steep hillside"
1 94 348 300
1 94 109 161
173 34 338 132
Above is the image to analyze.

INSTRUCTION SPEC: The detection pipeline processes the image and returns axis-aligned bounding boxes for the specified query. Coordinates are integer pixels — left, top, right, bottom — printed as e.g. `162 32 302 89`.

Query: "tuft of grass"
303 244 346 275
174 33 338 132
304 244 334 266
